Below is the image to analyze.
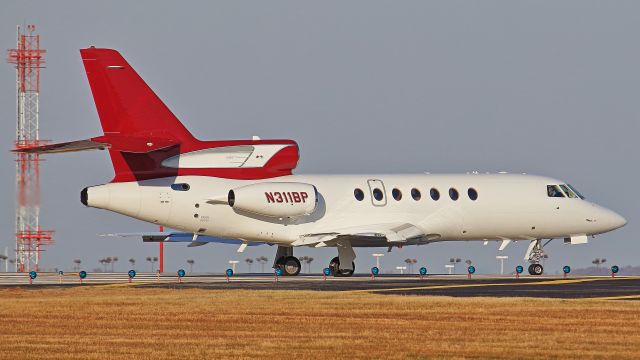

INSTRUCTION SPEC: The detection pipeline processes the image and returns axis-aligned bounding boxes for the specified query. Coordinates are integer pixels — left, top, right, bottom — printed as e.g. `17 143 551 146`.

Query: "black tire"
329 256 355 277
281 256 301 276
528 263 544 276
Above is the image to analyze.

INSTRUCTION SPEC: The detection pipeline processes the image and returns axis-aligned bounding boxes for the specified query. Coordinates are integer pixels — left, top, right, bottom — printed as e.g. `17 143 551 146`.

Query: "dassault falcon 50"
19 48 627 276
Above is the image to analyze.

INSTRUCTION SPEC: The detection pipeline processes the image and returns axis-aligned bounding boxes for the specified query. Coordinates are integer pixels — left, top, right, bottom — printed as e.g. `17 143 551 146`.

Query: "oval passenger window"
449 188 459 201
468 188 478 201
373 188 384 201
411 188 421 201
430 188 440 201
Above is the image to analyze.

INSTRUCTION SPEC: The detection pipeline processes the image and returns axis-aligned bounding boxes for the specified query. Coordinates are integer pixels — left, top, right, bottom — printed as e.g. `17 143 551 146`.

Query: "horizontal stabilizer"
13 139 109 154
13 134 179 155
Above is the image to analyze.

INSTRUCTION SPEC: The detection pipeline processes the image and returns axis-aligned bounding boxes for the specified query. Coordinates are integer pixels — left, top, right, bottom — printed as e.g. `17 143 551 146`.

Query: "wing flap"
295 223 435 247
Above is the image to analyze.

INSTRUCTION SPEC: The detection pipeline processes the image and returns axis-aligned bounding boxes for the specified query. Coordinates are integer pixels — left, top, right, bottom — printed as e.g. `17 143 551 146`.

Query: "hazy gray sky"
1 1 637 274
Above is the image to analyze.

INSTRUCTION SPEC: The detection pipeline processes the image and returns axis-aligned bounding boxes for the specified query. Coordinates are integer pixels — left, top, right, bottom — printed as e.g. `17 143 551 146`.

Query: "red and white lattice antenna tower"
7 25 53 272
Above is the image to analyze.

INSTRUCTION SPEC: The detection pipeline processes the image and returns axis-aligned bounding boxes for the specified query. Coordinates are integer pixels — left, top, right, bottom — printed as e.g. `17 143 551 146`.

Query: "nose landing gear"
528 263 544 275
525 239 550 276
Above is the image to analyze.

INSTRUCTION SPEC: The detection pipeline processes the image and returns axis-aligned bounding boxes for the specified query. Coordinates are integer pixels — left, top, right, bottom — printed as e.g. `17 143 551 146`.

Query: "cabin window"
430 188 440 201
392 188 402 201
468 188 478 201
171 183 190 191
449 188 459 201
547 185 565 198
373 188 384 201
411 188 421 201
354 188 365 201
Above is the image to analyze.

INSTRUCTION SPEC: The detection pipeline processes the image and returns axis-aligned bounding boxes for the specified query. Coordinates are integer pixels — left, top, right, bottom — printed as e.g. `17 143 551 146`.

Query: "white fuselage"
84 173 626 246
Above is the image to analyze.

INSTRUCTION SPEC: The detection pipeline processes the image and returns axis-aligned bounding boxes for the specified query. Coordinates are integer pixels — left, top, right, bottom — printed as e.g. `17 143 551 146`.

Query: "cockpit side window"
559 185 578 198
566 184 585 199
547 185 565 198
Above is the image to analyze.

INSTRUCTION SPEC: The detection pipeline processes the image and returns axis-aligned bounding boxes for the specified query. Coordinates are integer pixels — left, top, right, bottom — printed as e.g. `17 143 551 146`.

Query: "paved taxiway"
1 272 639 300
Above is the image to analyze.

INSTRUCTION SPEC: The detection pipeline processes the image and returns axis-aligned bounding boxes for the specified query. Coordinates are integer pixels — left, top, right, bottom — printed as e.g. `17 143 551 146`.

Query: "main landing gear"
273 240 358 277
328 239 357 277
329 256 355 277
273 246 301 276
525 239 548 276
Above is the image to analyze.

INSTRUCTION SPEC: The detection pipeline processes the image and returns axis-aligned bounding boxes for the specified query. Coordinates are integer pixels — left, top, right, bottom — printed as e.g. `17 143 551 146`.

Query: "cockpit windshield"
547 185 565 198
547 184 585 199
566 184 585 199
559 185 578 198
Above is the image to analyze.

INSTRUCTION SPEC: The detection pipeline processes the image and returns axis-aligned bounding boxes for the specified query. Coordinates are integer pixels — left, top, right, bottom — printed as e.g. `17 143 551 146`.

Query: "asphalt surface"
2 273 639 300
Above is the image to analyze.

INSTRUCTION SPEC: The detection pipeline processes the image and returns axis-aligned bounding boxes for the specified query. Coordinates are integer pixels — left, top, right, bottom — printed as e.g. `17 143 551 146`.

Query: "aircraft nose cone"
610 212 627 230
597 208 627 232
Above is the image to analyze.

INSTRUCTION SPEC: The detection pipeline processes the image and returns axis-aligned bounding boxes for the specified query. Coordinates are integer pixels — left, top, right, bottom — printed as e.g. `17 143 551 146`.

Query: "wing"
292 223 440 247
103 232 266 250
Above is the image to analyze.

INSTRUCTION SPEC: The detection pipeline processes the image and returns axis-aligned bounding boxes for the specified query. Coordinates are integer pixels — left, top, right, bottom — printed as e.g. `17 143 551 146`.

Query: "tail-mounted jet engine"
228 182 318 218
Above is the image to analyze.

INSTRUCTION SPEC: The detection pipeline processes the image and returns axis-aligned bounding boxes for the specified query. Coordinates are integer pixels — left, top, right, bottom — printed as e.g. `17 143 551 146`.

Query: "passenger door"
367 179 387 206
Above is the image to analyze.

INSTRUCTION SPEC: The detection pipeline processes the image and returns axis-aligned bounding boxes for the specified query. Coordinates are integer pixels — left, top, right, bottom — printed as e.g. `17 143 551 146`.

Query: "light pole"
445 264 455 274
496 255 508 275
449 258 461 273
372 253 384 270
228 260 239 273
395 266 407 275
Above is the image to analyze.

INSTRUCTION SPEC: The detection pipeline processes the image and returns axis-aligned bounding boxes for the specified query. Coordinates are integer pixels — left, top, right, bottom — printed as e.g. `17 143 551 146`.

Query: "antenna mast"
7 25 53 272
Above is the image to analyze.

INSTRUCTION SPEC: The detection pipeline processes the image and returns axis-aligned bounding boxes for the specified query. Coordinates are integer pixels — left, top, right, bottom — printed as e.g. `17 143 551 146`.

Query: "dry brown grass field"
0 286 638 359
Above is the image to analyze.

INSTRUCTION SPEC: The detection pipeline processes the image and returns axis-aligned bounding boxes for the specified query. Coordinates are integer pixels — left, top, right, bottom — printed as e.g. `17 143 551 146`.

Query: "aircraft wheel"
329 256 355 277
281 256 301 276
528 263 544 276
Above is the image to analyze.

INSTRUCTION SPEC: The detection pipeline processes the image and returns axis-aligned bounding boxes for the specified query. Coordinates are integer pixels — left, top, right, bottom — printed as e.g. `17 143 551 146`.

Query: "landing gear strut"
526 239 547 276
273 246 301 276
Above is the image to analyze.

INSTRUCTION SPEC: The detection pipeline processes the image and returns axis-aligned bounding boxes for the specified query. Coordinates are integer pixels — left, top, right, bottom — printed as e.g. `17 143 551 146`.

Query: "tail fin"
80 47 196 181
15 48 300 183
80 47 194 143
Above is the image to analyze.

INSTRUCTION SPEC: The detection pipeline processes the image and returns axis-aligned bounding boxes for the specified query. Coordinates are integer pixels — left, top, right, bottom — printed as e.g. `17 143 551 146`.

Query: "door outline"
367 179 387 206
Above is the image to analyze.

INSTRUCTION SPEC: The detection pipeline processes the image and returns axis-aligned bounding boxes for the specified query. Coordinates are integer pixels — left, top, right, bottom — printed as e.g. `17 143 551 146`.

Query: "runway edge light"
611 265 619 277
371 266 379 279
